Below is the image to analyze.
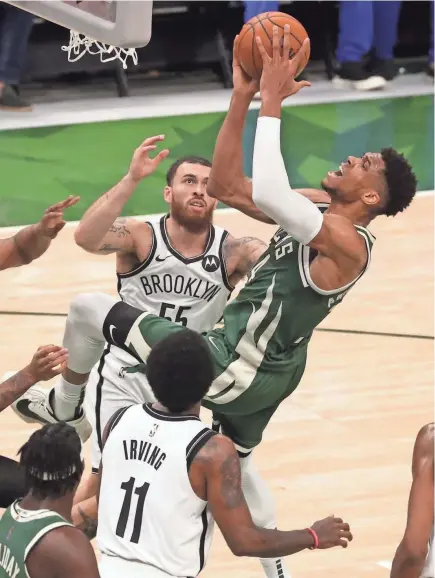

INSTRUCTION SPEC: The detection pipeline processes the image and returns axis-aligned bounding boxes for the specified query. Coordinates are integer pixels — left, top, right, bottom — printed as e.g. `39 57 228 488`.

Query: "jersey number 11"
116 477 150 543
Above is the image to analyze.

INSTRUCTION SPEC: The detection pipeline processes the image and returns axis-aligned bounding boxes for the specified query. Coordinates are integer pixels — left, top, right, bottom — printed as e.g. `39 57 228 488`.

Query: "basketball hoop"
61 30 138 69
4 0 152 69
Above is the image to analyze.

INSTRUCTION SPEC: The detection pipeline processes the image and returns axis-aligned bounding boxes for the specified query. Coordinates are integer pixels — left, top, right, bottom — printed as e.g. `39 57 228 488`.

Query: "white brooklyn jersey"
118 215 232 332
97 403 216 578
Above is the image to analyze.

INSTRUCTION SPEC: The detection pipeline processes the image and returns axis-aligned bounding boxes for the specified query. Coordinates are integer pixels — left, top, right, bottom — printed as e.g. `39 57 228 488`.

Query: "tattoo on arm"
219 452 244 509
76 506 98 540
224 236 267 281
0 371 35 413
98 218 132 253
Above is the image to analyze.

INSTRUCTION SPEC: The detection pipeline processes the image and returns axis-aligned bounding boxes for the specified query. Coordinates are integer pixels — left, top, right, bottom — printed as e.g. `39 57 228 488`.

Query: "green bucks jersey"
0 500 71 578
221 205 375 363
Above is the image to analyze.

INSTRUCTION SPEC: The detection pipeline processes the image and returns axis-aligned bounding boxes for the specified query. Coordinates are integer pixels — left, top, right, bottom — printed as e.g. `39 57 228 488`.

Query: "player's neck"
19 492 74 521
152 401 201 417
166 216 211 258
328 200 373 227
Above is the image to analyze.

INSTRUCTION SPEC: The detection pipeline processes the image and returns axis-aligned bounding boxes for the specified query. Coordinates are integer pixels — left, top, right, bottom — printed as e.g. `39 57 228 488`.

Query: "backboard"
5 0 153 48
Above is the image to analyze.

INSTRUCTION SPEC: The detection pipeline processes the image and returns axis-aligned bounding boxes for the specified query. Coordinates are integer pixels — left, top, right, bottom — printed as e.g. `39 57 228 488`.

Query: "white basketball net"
61 30 138 69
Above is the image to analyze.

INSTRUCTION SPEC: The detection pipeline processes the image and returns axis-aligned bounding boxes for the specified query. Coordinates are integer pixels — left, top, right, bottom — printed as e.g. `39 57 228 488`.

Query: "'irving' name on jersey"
122 439 166 471
140 273 221 303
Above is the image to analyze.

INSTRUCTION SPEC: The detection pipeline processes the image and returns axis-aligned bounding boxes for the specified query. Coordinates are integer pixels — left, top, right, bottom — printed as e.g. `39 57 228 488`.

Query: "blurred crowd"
0 0 433 111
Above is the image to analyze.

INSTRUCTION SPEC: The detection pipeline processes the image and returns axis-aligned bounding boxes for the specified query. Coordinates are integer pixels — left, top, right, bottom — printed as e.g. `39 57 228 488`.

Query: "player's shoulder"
193 433 237 467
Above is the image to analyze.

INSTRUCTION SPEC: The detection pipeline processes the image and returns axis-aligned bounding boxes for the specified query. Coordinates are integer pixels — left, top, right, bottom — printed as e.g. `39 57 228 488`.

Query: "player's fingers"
293 37 310 70
233 34 240 64
333 517 344 524
339 538 348 548
155 149 170 163
140 135 164 148
140 145 157 156
35 344 63 357
46 353 69 370
282 24 291 61
340 530 353 541
255 35 270 64
46 196 75 212
272 26 280 63
338 522 350 532
63 195 80 208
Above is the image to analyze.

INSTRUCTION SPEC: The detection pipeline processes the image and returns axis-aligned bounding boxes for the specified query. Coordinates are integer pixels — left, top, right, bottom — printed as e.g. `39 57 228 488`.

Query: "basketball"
236 12 310 80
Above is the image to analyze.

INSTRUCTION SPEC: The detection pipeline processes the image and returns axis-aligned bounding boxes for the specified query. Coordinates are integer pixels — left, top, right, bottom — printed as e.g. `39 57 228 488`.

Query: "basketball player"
0 194 79 271
12 27 417 578
391 423 434 578
14 149 269 551
0 194 77 509
0 423 100 578
97 329 353 578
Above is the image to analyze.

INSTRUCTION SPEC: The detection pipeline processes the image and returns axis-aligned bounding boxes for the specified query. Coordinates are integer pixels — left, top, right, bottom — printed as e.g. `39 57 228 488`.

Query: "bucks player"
97 329 353 578
391 423 434 578
0 423 99 578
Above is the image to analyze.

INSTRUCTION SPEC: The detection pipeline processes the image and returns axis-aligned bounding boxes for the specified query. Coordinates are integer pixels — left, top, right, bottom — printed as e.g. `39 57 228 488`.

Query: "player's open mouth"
189 201 205 208
328 168 343 177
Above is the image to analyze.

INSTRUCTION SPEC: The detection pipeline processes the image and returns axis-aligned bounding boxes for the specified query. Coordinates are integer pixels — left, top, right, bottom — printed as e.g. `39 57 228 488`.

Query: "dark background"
23 1 433 94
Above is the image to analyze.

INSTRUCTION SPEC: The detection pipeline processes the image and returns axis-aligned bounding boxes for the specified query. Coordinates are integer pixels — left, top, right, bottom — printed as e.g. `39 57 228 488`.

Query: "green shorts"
105 305 307 453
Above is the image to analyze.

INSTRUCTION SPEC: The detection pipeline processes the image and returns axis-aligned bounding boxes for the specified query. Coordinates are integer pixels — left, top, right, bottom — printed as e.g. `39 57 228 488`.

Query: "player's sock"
52 293 119 420
52 376 87 421
240 453 292 578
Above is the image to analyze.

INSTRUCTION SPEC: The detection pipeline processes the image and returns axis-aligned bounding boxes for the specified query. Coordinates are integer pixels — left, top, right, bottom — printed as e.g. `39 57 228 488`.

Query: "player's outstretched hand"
256 24 311 102
232 35 259 97
310 516 353 549
38 195 80 239
128 135 170 183
25 345 69 382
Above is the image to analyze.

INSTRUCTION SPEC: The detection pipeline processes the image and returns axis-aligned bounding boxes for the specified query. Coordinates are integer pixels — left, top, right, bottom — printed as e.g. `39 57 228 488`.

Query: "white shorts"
99 554 182 578
84 344 155 472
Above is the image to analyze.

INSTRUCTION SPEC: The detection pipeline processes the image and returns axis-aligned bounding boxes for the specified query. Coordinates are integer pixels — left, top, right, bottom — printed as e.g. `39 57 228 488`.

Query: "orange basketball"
236 12 310 80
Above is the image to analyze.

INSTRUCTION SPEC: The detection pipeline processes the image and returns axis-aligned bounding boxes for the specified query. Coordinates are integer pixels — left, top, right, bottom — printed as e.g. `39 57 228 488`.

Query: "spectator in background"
333 0 402 91
243 1 279 23
0 3 34 111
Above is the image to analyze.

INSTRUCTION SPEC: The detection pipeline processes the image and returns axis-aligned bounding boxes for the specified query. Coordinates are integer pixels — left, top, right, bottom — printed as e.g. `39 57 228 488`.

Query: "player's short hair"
380 147 418 216
18 423 83 499
166 156 212 186
146 329 214 413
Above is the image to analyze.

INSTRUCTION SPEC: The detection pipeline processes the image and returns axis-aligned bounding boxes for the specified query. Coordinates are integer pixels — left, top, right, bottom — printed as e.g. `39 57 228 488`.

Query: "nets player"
0 195 77 510
391 423 434 578
0 423 99 578
97 329 352 578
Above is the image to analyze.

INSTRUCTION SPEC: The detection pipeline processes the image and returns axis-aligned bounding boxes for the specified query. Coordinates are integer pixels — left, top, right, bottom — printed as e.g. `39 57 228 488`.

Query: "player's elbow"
206 177 226 201
74 227 98 253
393 539 428 575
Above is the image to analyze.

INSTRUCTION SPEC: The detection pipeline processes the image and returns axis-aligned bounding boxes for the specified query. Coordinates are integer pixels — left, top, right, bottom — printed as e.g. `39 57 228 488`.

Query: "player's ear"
361 189 380 209
163 185 172 204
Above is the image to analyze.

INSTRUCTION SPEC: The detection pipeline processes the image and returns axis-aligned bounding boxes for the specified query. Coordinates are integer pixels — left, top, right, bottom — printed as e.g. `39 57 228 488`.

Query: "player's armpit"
223 234 268 286
309 213 368 266
391 425 434 578
27 525 100 578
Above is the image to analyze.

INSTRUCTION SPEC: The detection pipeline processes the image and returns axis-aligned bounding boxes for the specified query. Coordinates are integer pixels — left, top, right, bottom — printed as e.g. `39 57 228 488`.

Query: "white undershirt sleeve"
252 116 324 245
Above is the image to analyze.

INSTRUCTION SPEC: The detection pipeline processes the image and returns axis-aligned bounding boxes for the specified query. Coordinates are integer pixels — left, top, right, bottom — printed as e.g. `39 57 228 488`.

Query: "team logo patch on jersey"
202 255 220 272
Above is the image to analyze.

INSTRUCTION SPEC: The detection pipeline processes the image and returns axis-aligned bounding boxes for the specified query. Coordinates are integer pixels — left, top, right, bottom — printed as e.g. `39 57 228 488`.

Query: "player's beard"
170 200 214 234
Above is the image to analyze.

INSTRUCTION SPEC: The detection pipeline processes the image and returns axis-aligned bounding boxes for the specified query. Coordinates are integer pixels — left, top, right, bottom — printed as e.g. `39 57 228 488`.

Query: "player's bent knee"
70 293 118 328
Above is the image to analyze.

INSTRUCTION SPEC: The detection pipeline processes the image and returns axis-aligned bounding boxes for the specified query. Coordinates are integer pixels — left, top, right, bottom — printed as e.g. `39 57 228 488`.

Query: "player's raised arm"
74 135 169 254
192 433 352 558
0 195 79 270
206 37 274 225
391 424 434 578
